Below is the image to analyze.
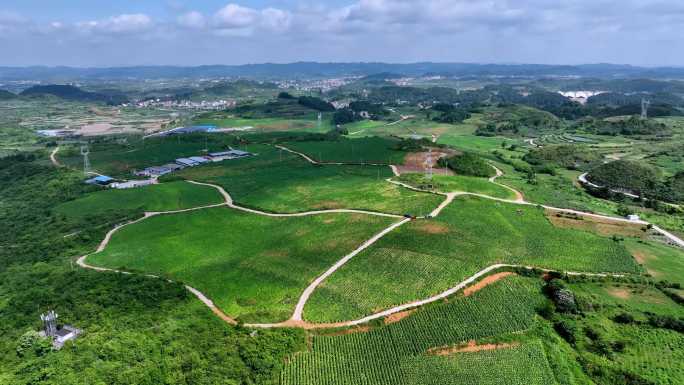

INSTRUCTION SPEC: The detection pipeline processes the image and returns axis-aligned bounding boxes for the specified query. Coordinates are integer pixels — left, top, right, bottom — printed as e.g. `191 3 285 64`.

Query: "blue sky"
0 1 683 67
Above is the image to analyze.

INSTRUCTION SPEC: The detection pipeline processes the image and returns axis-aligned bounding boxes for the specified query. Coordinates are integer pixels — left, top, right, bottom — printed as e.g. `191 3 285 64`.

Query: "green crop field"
305 196 640 322
396 173 516 199
623 239 684 284
282 137 406 164
400 341 556 385
55 181 223 220
281 277 546 385
89 207 396 323
173 144 442 215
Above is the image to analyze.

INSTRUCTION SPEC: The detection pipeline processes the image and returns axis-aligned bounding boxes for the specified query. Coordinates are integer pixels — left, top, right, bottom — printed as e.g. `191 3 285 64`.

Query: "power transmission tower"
80 145 91 176
641 98 650 119
425 148 433 180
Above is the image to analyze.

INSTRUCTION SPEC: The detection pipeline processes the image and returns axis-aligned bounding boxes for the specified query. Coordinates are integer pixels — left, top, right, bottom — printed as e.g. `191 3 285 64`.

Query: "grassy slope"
282 277 549 385
90 207 395 323
282 137 406 164
396 173 516 199
563 281 684 385
623 239 684 284
55 181 223 220
174 144 442 215
305 196 639 322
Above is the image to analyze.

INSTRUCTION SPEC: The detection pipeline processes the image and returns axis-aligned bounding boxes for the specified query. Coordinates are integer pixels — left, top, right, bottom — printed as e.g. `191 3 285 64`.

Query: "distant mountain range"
19 85 128 104
1 62 684 81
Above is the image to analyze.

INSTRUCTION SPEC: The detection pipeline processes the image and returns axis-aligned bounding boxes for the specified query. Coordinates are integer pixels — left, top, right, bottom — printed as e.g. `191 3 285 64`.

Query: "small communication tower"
317 112 322 129
40 310 58 338
641 98 650 119
80 145 91 176
425 148 434 180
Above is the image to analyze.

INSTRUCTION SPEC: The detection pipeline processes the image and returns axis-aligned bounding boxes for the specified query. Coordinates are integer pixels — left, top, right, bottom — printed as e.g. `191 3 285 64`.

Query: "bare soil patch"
632 250 661 277
415 221 450 235
384 309 416 325
463 272 515 297
311 200 344 210
546 209 646 238
428 340 519 356
607 287 632 300
399 151 454 175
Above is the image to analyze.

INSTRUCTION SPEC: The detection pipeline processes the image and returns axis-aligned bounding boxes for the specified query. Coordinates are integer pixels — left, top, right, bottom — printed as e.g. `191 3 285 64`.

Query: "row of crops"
281 277 548 385
305 196 641 322
401 341 556 385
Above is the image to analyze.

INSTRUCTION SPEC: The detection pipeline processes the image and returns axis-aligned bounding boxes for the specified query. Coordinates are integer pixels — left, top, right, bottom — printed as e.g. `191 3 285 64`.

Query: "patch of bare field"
384 309 416 325
607 287 632 300
415 221 450 235
427 340 519 356
463 272 515 297
546 209 647 238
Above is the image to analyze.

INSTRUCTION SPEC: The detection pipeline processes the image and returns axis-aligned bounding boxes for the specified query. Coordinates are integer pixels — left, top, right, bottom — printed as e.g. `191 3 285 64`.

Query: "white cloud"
260 8 292 32
178 11 205 29
213 4 258 29
77 14 153 34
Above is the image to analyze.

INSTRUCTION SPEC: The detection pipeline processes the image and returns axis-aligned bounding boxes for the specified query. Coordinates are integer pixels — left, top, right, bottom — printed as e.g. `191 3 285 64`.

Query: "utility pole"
80 145 90 176
641 98 650 119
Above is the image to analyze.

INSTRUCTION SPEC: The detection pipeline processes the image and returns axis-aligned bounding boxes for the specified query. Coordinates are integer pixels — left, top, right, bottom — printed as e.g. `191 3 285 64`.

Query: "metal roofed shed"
176 158 200 167
85 175 114 185
189 156 210 164
144 166 173 177
162 163 184 171
208 149 253 162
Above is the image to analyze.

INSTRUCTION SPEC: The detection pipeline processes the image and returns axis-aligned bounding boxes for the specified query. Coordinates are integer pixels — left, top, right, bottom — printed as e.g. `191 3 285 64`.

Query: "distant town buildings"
126 99 236 110
558 91 606 105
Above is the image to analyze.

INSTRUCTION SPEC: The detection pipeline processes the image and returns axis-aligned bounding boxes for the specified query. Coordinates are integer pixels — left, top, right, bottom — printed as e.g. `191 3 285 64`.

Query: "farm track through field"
50 146 61 167
75 144 684 330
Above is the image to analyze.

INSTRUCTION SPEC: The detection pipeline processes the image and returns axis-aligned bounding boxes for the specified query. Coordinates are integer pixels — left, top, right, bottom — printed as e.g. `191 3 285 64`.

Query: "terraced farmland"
89 207 396 323
174 144 442 215
305 195 640 322
281 277 546 385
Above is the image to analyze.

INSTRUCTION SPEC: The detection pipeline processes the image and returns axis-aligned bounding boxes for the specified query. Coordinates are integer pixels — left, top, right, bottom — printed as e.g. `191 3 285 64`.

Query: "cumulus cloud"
213 4 258 29
260 8 293 32
2 1 684 66
177 11 205 29
77 13 153 34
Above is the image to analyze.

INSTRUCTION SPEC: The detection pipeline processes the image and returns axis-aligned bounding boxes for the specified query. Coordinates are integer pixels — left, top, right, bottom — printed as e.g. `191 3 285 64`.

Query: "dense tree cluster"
523 145 601 171
438 152 495 177
297 96 335 112
0 155 305 384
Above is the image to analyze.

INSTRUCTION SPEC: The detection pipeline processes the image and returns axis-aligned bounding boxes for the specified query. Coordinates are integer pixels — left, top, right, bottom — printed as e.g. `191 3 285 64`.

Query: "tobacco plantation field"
172 144 443 215
55 181 223 221
89 207 395 323
304 196 640 322
282 276 551 385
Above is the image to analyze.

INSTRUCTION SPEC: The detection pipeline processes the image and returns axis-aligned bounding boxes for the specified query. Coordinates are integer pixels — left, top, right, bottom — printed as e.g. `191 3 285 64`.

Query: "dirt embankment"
463 272 515 297
396 151 454 175
384 309 416 325
428 340 519 356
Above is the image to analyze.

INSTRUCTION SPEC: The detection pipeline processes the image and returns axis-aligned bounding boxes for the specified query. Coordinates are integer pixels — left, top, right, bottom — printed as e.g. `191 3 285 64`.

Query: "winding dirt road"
75 144 684 330
50 146 61 167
